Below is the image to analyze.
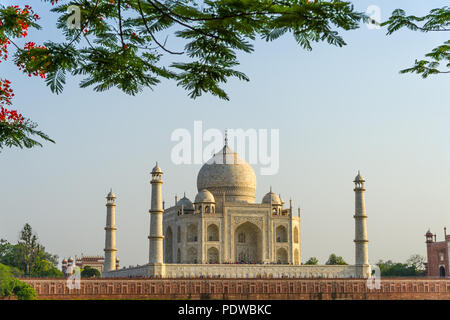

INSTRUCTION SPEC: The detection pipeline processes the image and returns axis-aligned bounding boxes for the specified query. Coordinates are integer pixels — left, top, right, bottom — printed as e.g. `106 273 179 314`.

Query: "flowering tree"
1 0 366 151
0 5 53 150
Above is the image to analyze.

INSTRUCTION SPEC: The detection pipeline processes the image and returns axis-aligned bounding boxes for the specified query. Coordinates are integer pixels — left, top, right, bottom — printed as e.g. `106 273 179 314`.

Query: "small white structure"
103 141 370 279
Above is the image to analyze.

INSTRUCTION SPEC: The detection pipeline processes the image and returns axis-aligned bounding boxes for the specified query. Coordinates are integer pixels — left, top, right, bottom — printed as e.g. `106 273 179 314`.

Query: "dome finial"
107 189 116 199
152 162 162 174
224 129 228 146
354 170 365 182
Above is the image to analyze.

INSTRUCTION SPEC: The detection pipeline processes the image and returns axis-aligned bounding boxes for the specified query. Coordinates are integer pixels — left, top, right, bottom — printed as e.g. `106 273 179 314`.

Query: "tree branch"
137 0 183 55
118 0 125 48
146 0 225 41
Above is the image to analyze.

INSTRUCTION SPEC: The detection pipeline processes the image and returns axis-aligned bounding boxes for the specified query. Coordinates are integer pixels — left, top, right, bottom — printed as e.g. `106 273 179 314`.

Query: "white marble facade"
163 199 301 265
103 141 370 279
103 263 358 279
162 143 301 265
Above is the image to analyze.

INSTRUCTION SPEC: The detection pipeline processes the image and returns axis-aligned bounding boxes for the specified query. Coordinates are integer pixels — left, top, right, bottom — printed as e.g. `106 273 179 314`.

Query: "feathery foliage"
34 0 365 100
1 1 365 152
0 120 54 150
383 7 450 77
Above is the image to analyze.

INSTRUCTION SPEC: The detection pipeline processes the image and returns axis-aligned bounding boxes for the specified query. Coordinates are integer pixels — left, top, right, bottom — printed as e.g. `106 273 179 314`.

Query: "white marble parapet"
103 263 365 279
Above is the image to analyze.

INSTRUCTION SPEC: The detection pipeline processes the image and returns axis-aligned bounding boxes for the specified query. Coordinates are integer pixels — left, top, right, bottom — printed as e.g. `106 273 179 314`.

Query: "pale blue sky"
1 1 449 268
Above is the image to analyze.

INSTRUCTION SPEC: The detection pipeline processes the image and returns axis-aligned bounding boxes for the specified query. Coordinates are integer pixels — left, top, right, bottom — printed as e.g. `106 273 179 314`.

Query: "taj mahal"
102 139 371 279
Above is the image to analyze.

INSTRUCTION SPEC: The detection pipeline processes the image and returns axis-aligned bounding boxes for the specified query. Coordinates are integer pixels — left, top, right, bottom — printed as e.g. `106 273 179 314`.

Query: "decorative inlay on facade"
232 215 264 229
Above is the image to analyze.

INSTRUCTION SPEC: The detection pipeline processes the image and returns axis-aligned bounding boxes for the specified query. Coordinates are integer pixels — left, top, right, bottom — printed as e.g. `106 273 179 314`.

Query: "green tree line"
303 253 426 277
0 223 64 300
303 253 348 265
0 224 64 278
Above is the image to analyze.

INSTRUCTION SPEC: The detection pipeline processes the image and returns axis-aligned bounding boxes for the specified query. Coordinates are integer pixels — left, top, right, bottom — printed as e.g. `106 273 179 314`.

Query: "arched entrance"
276 248 288 264
207 224 219 241
440 266 446 277
187 247 197 264
164 226 173 263
234 222 262 263
276 225 287 242
207 247 219 263
187 224 198 242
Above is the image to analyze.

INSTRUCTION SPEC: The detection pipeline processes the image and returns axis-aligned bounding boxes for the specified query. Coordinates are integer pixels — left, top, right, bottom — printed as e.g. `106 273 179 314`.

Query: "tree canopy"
303 257 318 265
325 253 347 265
377 254 426 277
0 263 37 300
383 6 449 77
34 0 365 99
81 265 101 278
0 224 63 278
0 0 366 150
1 2 447 152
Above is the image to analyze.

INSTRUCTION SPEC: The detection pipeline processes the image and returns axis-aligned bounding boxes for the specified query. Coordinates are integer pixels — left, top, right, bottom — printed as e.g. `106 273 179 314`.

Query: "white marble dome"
195 189 215 203
262 192 281 205
177 196 194 210
197 145 256 203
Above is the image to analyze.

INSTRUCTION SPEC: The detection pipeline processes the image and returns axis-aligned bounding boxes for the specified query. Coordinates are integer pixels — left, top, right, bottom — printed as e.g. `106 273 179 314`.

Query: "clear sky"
1 1 449 268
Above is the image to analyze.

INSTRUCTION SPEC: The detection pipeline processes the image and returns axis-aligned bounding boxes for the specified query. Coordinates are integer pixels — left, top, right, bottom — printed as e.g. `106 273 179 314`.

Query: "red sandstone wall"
427 241 448 277
21 278 450 300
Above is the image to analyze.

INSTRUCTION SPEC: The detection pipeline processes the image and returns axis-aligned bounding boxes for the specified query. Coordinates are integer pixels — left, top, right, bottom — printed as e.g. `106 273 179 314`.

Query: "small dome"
152 162 162 174
107 189 115 198
116 257 120 262
354 170 365 182
68 257 74 262
177 195 194 210
195 189 215 203
262 191 281 205
62 259 68 263
426 229 433 236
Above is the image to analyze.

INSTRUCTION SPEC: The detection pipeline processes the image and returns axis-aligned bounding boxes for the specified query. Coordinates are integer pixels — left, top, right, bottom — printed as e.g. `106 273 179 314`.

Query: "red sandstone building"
425 228 449 277
61 255 119 276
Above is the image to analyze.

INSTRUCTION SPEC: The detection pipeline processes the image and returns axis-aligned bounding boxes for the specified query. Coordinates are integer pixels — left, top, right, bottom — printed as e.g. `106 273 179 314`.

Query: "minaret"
104 190 117 272
353 171 370 277
149 162 164 264
425 229 434 276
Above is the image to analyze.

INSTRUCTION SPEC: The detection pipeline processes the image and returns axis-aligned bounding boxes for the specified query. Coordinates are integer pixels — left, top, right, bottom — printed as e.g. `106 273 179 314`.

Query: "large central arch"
234 221 263 263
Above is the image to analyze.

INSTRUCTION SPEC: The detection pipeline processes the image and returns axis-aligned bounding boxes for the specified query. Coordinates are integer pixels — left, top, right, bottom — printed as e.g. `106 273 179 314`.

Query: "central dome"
197 145 256 203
